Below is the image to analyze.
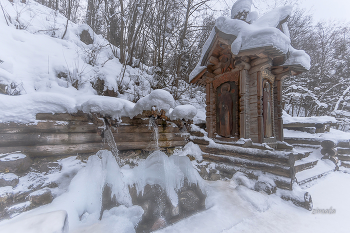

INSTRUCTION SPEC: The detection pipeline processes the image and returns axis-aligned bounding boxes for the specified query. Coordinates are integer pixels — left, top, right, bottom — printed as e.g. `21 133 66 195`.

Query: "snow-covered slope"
0 0 205 123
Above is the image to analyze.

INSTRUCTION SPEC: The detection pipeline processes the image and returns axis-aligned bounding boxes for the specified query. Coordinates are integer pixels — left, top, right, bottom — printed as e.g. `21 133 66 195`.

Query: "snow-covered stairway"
197 141 316 190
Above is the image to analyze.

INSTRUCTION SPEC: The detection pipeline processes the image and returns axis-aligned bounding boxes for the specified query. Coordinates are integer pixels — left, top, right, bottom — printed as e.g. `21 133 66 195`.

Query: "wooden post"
257 71 263 143
240 70 247 138
206 83 212 138
210 83 216 137
274 72 290 141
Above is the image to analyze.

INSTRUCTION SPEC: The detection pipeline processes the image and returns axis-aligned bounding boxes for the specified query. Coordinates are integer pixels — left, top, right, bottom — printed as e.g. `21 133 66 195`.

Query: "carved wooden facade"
191 36 307 144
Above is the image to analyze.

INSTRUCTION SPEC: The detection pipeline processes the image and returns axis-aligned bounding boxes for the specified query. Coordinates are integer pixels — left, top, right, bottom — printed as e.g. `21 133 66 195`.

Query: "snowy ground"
1 155 349 233
158 172 350 233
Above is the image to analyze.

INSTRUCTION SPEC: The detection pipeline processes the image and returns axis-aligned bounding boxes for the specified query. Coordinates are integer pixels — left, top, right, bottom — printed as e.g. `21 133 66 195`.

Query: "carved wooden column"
206 82 216 138
239 70 248 138
274 78 283 141
274 72 290 141
210 82 216 137
257 71 263 143
206 83 212 138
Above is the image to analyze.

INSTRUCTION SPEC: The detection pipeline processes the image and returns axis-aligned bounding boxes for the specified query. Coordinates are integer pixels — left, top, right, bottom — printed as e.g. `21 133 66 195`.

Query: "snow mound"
170 105 197 121
0 88 197 123
0 93 77 123
132 89 175 116
80 96 135 119
0 210 69 233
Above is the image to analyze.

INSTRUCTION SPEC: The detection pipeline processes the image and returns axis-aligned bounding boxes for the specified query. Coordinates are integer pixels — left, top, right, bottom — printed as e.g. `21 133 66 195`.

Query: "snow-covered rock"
0 153 32 174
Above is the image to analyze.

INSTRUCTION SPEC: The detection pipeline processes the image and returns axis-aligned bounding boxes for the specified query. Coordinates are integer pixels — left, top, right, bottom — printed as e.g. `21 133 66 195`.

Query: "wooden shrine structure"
190 17 308 145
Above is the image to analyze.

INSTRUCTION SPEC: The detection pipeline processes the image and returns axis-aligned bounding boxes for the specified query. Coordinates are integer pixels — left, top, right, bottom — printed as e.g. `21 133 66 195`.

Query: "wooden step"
200 145 293 166
214 164 292 190
296 160 335 186
202 153 293 178
297 170 333 186
294 160 318 173
338 154 350 162
284 138 321 145
294 151 312 161
337 147 350 155
341 161 350 168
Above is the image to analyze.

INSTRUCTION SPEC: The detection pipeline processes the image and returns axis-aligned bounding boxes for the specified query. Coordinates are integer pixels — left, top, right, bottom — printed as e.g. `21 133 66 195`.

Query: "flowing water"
149 117 160 150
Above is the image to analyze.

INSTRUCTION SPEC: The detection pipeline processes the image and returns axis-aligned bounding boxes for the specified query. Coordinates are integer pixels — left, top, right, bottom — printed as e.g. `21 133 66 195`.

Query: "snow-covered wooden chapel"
190 0 310 145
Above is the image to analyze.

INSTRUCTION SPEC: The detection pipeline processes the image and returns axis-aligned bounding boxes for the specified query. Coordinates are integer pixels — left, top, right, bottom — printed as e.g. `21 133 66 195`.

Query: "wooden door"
216 81 239 138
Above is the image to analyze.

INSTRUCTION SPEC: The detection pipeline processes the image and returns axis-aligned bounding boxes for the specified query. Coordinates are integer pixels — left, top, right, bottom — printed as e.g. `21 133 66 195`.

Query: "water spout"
149 116 160 150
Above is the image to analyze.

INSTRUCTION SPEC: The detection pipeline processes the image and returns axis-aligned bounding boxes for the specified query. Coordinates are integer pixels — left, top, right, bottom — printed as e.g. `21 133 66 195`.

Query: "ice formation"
130 150 205 207
0 149 205 231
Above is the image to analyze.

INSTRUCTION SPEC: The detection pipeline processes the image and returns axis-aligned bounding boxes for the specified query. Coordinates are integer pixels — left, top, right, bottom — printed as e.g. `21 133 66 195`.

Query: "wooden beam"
112 132 189 142
0 121 101 134
0 143 108 157
0 133 102 147
189 68 207 84
237 48 265 57
36 112 91 121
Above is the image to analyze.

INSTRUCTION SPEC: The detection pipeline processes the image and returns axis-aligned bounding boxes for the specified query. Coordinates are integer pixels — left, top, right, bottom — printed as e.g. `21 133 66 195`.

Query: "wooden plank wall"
0 112 189 157
0 113 106 157
113 116 188 151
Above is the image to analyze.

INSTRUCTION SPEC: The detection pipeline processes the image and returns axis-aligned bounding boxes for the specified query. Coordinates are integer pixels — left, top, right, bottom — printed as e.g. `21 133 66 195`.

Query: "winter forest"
2 0 350 123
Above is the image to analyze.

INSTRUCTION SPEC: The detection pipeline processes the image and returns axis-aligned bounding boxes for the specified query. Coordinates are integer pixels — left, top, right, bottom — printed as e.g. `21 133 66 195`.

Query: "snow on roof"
252 6 292 28
189 5 310 82
283 46 311 71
